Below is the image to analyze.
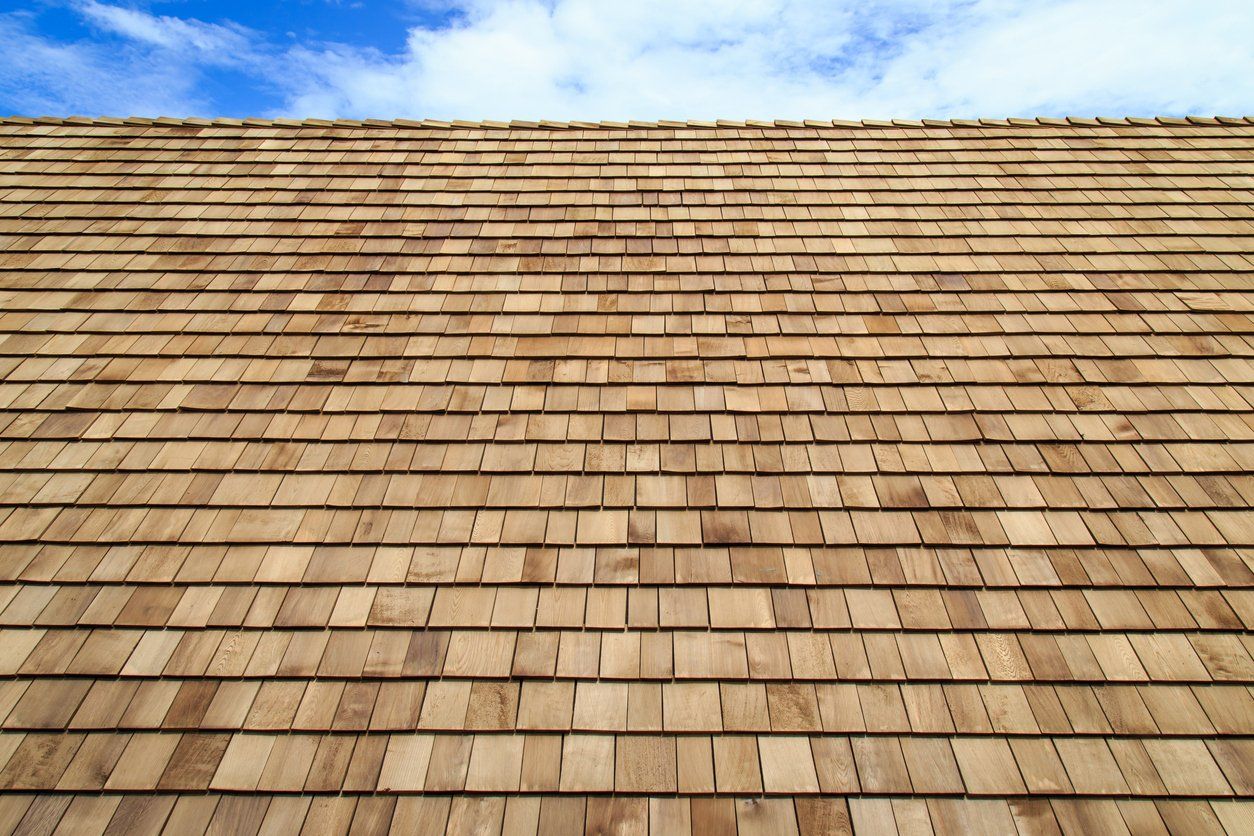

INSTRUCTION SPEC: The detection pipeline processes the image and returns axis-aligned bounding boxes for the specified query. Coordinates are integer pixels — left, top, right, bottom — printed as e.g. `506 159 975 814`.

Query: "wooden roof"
0 115 1251 833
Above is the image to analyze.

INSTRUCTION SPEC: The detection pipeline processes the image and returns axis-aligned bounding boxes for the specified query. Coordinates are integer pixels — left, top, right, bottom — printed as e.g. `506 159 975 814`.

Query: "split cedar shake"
0 114 1250 833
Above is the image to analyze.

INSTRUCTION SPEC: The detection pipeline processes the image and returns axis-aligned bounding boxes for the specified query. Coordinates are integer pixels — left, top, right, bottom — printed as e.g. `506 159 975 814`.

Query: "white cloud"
0 1 264 117
276 0 1254 119
1 0 1251 119
75 0 253 57
872 0 1254 117
0 11 211 115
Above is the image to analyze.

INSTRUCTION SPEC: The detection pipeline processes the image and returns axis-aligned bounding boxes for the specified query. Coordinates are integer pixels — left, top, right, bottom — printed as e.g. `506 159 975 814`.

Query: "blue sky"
1 0 1251 120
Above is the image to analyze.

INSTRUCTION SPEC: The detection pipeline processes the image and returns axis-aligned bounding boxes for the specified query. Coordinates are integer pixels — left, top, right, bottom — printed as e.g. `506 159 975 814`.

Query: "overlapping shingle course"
0 116 1250 833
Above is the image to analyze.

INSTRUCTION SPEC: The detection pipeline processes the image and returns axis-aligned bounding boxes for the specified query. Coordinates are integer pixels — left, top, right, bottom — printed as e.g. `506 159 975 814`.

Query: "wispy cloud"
1 0 1251 119
280 0 1251 120
75 0 253 56
0 10 208 115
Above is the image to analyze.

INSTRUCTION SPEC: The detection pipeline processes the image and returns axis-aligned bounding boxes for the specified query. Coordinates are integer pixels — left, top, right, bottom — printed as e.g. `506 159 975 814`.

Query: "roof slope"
0 117 1251 833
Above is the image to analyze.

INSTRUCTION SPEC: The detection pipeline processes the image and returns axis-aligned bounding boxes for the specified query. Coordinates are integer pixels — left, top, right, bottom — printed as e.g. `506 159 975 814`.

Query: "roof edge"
2 115 1252 130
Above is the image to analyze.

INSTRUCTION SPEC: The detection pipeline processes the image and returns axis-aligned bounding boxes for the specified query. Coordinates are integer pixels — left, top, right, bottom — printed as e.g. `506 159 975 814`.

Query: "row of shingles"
0 792 815 836
2 176 1247 208
4 204 1249 240
6 335 1251 362
3 327 1252 357
6 374 1254 410
0 284 1249 316
6 469 1254 512
5 139 1251 166
0 263 1242 304
4 187 1251 224
9 232 1245 267
3 121 1251 159
5 162 1250 188
3 279 1249 301
0 500 1248 547
2 328 1249 365
12 182 1241 207
0 626 1246 683
7 229 1254 255
2 125 1250 165
7 379 1251 420
3 343 1251 376
0 277 1248 304
6 215 1254 242
6 135 1251 161
3 375 1252 414
6 187 1245 221
1 251 1249 288
12 181 1246 214
4 113 1252 128
37 448 1254 490
1 374 1252 445
9 278 1235 313
1 573 1248 630
53 235 1241 263
10 149 1249 174
4 205 1248 233
7 229 1245 263
7 400 1254 441
4 384 1253 425
10 160 1246 193
4 356 1252 389
2 675 1251 734
3 276 1247 299
7 305 1254 334
7 351 1250 392
16 205 1252 233
1 506 1251 550
7 165 1243 200
16 793 1238 836
6 173 1250 197
8 130 1252 163
0 729 1249 799
0 543 1248 589
7 251 1249 277
4 436 1254 473
3 186 1245 221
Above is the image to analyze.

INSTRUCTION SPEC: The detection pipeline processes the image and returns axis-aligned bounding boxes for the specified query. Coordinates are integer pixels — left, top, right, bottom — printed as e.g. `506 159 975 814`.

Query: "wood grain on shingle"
0 115 1251 833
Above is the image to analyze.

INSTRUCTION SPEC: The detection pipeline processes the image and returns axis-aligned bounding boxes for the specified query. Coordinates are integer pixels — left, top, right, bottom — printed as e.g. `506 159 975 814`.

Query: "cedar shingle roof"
0 115 1251 832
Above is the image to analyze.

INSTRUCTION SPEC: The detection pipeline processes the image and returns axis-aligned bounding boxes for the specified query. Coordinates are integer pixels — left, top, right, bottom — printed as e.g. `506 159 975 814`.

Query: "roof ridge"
2 115 1252 130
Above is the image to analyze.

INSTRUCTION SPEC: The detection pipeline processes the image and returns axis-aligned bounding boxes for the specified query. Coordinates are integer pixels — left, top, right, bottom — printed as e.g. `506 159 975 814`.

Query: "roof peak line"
2 115 1252 130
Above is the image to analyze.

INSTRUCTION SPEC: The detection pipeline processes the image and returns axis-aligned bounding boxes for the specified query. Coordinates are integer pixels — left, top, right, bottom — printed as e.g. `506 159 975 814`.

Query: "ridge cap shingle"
1 114 1251 131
